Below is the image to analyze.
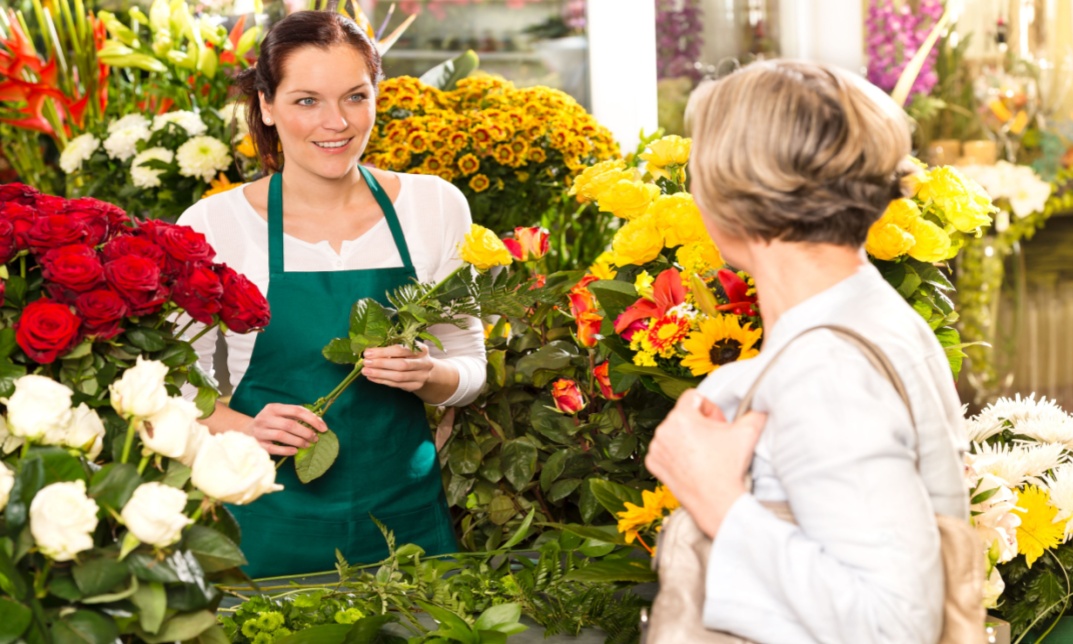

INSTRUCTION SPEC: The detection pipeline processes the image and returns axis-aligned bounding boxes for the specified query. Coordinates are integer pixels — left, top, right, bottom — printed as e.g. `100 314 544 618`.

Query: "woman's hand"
363 344 434 392
645 389 767 539
242 403 329 456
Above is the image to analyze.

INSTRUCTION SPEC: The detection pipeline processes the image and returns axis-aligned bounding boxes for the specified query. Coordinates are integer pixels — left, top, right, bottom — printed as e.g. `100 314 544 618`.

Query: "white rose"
29 480 99 562
65 404 105 460
121 482 192 547
0 464 13 511
6 375 73 442
140 397 202 464
110 357 170 419
191 432 283 505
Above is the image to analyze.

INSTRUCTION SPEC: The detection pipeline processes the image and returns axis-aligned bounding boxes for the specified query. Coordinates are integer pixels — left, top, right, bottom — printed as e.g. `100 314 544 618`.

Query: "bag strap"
734 324 919 470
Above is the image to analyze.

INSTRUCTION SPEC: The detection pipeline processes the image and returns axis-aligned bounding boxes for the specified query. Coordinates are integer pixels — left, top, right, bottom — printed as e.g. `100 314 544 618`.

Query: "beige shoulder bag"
643 325 984 644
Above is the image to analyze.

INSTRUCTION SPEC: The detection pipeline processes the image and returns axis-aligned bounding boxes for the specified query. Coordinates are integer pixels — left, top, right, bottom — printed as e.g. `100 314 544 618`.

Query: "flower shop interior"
2 0 1073 642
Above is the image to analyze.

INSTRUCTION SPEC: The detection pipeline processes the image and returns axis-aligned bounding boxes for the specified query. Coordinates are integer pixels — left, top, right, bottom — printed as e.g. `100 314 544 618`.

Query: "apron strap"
265 168 415 275
359 165 414 270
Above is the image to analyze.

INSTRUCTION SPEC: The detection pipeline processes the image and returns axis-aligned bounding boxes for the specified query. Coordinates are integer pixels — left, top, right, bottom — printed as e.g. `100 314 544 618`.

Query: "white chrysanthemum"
103 123 151 161
152 110 207 136
108 113 151 133
130 147 175 189
59 133 100 174
176 136 232 183
969 440 1068 488
1045 463 1073 538
968 394 1073 448
220 102 249 140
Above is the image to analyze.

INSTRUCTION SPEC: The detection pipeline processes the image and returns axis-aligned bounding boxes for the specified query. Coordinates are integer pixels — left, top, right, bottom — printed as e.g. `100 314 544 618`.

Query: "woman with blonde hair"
645 60 969 642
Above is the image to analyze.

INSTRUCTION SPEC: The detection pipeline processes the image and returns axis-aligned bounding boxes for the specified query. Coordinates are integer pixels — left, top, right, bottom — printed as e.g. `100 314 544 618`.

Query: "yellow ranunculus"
865 222 915 260
597 180 661 220
612 215 664 266
649 193 705 248
915 166 995 233
641 135 691 168
676 240 723 274
589 251 618 279
883 198 923 228
459 224 512 271
906 218 952 263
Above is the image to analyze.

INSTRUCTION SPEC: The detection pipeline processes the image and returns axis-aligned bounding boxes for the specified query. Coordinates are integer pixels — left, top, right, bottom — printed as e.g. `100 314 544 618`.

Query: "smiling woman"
173 11 486 579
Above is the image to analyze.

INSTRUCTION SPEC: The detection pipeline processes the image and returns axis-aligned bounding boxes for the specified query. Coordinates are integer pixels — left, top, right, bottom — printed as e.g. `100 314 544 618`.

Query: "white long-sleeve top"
696 262 968 643
175 172 486 408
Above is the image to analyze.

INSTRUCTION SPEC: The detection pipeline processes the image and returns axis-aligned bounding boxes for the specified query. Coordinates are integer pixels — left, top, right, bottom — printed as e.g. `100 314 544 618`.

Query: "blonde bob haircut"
685 60 914 247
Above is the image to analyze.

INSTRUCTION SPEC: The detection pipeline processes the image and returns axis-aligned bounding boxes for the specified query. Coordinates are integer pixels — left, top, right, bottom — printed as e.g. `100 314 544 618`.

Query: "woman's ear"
259 92 274 126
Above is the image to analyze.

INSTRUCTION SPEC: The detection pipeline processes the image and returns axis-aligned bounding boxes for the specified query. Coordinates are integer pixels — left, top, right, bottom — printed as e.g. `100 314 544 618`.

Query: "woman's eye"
297 97 316 106
349 93 367 102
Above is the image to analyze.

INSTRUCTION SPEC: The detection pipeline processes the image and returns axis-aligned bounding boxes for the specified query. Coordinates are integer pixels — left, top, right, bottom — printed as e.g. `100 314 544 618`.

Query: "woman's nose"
321 103 348 130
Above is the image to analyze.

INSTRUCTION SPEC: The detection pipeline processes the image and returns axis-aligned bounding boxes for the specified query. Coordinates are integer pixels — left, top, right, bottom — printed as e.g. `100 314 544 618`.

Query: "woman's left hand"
363 344 434 392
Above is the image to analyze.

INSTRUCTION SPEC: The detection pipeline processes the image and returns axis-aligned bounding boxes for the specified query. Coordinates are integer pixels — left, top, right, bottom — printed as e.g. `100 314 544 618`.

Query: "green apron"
227 167 456 578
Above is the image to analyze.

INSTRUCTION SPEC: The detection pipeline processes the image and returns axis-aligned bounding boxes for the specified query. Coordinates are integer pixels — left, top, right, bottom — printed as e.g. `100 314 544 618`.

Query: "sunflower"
469 174 491 193
681 315 762 376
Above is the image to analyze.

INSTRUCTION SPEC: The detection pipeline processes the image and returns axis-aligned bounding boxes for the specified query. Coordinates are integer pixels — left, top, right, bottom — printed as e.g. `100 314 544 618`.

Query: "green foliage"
420 50 480 92
995 544 1073 640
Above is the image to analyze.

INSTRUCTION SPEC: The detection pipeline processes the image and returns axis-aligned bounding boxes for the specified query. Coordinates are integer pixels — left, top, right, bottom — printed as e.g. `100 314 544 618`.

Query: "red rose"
26 215 87 252
41 244 105 295
1 202 38 247
74 289 128 339
0 219 17 264
104 255 167 316
173 264 223 324
64 198 129 245
102 235 167 269
15 299 82 364
33 195 69 215
217 265 270 332
138 220 215 270
0 183 40 205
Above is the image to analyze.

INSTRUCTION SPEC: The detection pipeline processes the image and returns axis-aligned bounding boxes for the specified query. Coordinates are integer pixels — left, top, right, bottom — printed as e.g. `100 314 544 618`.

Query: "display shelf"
382 49 544 62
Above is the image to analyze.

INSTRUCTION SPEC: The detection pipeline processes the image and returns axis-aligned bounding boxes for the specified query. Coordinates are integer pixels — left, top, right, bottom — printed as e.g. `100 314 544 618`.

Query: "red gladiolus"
576 310 602 348
593 361 626 401
551 378 586 415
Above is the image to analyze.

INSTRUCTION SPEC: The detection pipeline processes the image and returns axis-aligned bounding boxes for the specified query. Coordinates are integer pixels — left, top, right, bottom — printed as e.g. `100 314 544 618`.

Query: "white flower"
5 375 73 443
59 133 100 174
221 102 249 141
152 110 207 136
1007 166 1051 219
130 147 175 189
30 480 99 562
0 417 23 455
121 482 192 547
176 136 232 183
970 440 1067 488
103 123 151 161
191 432 283 505
982 566 1005 609
140 397 203 465
108 113 151 133
110 357 170 420
0 464 13 511
968 394 1073 449
1045 464 1073 538
65 404 105 460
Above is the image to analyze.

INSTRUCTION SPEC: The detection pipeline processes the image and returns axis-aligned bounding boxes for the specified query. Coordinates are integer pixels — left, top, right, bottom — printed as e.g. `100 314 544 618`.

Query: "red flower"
26 214 87 252
0 183 40 205
138 220 214 272
15 299 81 363
0 219 17 264
576 310 602 348
74 289 128 339
32 195 70 215
614 268 686 334
714 269 758 316
618 318 648 342
1 202 38 247
568 274 599 318
502 226 549 262
217 265 270 332
173 265 224 324
529 273 547 290
104 255 167 316
102 235 167 269
64 197 129 245
593 361 627 401
550 378 586 415
0 280 5 306
40 244 104 295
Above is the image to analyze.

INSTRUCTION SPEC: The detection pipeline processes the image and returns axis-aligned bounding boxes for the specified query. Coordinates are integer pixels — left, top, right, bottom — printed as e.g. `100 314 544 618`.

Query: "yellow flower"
484 321 511 339
468 174 491 193
457 153 480 175
676 240 723 276
616 500 661 543
865 223 915 260
201 173 241 199
650 484 680 513
681 315 763 376
235 135 257 158
641 135 691 168
634 271 655 299
649 193 706 248
568 159 627 200
406 130 430 154
598 180 661 220
458 224 512 271
528 147 547 164
1015 485 1065 568
612 215 664 266
515 171 530 183
906 218 952 263
589 251 617 280
915 166 995 233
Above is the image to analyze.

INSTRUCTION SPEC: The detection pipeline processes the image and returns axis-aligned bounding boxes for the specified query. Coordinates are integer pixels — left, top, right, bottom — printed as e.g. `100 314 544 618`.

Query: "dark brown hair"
235 10 383 172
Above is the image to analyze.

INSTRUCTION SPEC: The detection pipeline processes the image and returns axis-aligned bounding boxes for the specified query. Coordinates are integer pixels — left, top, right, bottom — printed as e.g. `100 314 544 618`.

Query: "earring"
264 117 274 126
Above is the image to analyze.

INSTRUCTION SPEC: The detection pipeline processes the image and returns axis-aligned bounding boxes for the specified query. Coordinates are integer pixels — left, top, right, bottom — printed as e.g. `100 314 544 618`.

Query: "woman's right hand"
242 403 329 456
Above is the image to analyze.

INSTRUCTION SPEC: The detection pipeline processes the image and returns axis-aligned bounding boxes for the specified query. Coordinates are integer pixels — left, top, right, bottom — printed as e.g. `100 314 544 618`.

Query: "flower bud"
576 311 602 348
506 226 549 261
551 378 586 415
593 362 627 401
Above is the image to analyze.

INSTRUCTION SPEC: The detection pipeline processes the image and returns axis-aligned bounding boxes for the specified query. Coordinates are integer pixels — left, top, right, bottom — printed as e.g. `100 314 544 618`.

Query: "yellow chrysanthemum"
634 271 655 300
589 251 618 280
529 148 547 164
406 130 430 154
612 215 664 266
457 153 480 176
201 173 241 199
598 180 661 220
649 193 706 248
468 174 491 193
681 315 763 376
676 240 723 276
915 166 995 234
1014 485 1066 568
906 217 952 263
458 224 512 271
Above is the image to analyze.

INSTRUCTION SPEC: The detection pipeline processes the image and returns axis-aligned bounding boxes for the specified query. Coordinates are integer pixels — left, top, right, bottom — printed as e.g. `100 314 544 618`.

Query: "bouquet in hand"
292 224 535 483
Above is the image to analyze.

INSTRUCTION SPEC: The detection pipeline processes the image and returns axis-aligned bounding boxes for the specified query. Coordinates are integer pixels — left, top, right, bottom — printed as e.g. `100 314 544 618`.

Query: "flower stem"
417 265 467 305
175 317 197 339
312 360 363 417
120 417 137 464
137 454 150 475
187 324 215 345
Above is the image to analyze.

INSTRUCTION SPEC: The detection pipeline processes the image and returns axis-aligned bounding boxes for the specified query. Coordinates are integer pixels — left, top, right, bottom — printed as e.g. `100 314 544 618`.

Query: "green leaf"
500 440 538 491
563 559 657 583
136 610 217 644
0 357 27 398
81 575 138 604
187 362 218 391
608 434 638 460
473 603 526 635
33 446 85 485
588 478 643 515
911 260 955 290
161 460 192 489
487 350 507 389
613 363 697 399
130 580 167 635
540 449 568 492
349 299 394 348
419 49 479 91
894 264 923 299
48 575 82 601
5 457 44 533
514 341 578 382
274 625 350 644
415 600 477 644
554 523 628 545
588 279 639 322
183 524 247 573
187 624 230 644
72 557 129 596
88 463 141 512
547 478 582 503
448 440 482 476
194 387 217 418
578 537 616 558
501 508 536 549
579 479 602 524
322 337 361 365
342 614 405 643
154 341 197 368
0 329 16 360
50 609 119 644
935 326 964 378
488 495 516 526
125 327 168 352
0 597 31 644
125 553 181 583
294 428 340 484
0 539 28 599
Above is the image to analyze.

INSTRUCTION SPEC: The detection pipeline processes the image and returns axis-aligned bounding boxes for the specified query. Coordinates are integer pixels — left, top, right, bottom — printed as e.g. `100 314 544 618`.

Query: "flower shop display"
866 0 945 103
0 181 275 641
